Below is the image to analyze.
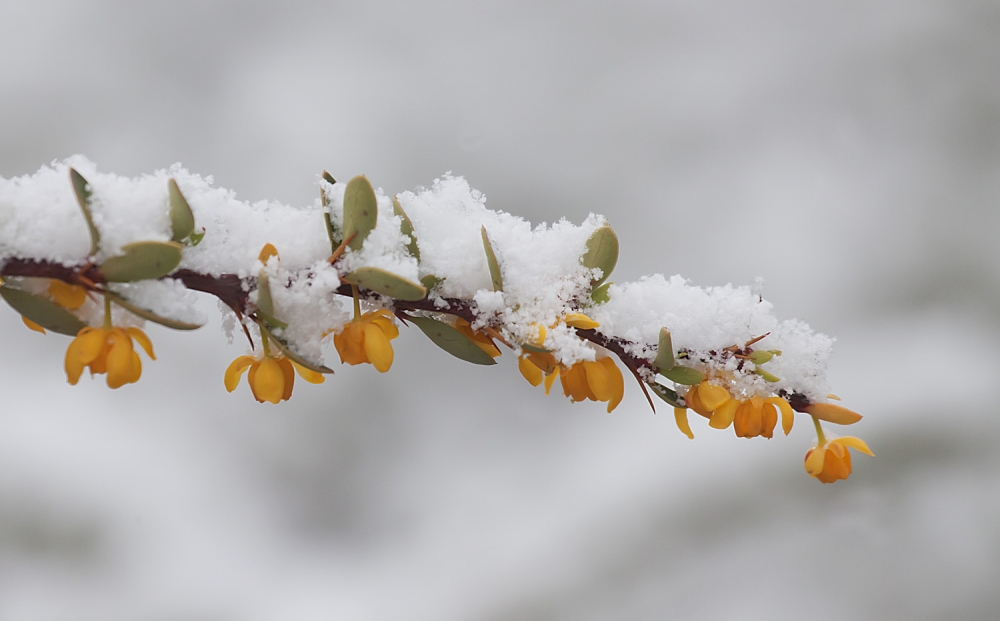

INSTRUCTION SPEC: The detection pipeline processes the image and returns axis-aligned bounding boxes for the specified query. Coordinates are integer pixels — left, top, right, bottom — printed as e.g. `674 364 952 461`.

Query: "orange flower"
333 309 399 372
559 357 625 413
518 352 559 394
65 326 155 388
225 354 324 404
804 436 873 483
673 381 793 439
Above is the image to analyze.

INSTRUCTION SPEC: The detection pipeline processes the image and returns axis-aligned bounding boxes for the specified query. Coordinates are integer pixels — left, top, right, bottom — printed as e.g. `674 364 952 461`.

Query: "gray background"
2 1 998 619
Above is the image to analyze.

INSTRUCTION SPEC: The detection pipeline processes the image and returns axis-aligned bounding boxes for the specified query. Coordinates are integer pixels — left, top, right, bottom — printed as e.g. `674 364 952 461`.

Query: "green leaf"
590 281 612 304
342 175 377 251
98 241 183 282
0 285 87 336
263 326 334 374
168 179 195 243
581 225 619 286
420 274 443 290
344 267 427 301
648 382 685 408
520 342 552 354
69 168 100 256
104 291 203 330
754 369 781 383
481 226 503 292
255 275 275 317
393 196 420 260
188 229 205 246
659 365 705 386
321 171 336 186
407 315 498 366
653 327 675 372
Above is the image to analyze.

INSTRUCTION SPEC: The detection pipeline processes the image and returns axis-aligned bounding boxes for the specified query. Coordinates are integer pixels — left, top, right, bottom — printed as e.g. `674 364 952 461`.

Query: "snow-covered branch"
0 157 872 483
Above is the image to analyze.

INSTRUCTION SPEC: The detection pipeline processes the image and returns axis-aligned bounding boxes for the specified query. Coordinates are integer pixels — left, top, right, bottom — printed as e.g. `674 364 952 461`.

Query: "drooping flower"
225 353 324 404
65 326 155 388
673 380 793 439
454 317 501 358
333 309 400 372
804 436 874 483
517 313 600 394
559 356 625 413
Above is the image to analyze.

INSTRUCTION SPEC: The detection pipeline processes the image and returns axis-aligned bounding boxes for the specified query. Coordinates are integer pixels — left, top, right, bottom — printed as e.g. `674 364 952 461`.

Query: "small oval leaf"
98 241 183 282
659 365 705 385
393 196 420 261
590 281 612 304
0 285 87 336
408 315 498 366
256 276 275 317
344 267 427 302
581 225 619 286
653 327 675 372
420 274 443 290
69 168 100 256
649 382 685 408
342 175 377 251
481 226 503 292
263 326 334 374
168 179 195 242
104 291 203 330
520 342 552 354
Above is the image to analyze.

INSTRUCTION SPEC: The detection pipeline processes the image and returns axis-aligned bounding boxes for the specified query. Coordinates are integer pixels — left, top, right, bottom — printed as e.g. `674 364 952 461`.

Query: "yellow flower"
454 317 501 358
225 354 324 404
65 326 155 388
673 381 793 439
804 436 873 484
333 309 400 372
559 356 625 413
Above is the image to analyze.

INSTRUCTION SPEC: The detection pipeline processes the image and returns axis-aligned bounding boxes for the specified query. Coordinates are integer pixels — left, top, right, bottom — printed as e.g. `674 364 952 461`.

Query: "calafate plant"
0 157 871 484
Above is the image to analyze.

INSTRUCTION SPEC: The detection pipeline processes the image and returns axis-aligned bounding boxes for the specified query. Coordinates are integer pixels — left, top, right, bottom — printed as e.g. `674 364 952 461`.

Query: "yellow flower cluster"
517 313 625 413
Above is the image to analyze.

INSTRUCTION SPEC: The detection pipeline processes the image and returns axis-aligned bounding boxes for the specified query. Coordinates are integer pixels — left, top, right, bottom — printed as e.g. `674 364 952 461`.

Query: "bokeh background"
2 1 999 619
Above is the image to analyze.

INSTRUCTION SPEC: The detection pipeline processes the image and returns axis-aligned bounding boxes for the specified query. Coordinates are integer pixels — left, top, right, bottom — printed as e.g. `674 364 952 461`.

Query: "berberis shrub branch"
0 157 872 484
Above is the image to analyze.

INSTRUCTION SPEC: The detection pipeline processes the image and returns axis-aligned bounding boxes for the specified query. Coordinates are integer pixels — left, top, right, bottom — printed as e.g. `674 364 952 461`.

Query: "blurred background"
2 1 999 619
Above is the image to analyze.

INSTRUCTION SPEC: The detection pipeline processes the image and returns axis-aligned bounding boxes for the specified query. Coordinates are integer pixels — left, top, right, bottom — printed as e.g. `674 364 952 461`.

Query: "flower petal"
335 324 367 365
278 358 295 401
65 334 88 384
674 407 694 439
699 383 731 412
22 316 46 334
832 436 874 456
251 358 285 404
563 313 599 330
804 446 826 476
125 327 155 359
518 355 543 387
601 357 624 412
49 280 87 309
543 369 558 396
128 351 143 384
224 355 256 392
105 330 135 389
77 327 108 365
370 315 399 340
362 323 394 372
708 398 739 429
765 397 795 435
583 360 615 403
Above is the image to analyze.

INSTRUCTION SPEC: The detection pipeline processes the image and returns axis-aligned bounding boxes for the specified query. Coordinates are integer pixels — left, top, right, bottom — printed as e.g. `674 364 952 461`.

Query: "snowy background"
2 1 999 619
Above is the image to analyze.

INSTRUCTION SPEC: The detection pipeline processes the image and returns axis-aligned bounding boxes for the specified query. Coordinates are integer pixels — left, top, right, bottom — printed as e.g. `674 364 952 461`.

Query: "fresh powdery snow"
0 157 834 400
